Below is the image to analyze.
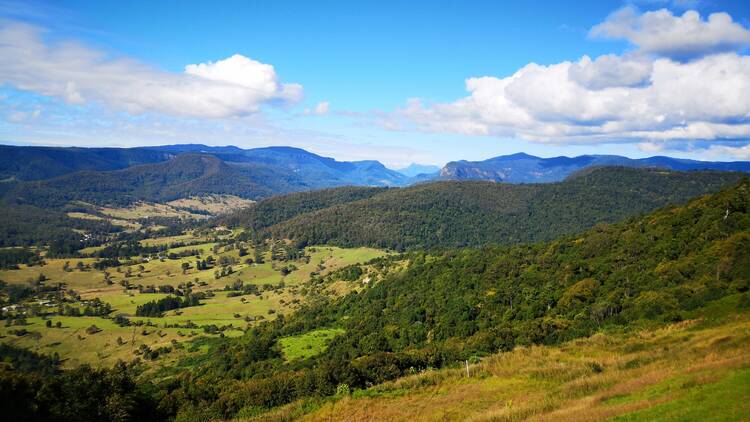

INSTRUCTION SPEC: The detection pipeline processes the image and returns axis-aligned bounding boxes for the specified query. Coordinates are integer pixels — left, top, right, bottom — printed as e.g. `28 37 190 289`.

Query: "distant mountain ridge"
0 145 173 181
2 144 750 209
0 144 415 208
440 152 750 183
0 144 410 188
395 163 441 178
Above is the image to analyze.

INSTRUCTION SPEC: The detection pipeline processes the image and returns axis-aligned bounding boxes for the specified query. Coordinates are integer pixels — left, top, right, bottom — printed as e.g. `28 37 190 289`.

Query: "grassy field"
166 195 255 215
0 315 196 369
278 328 346 361
254 296 750 422
0 231 387 369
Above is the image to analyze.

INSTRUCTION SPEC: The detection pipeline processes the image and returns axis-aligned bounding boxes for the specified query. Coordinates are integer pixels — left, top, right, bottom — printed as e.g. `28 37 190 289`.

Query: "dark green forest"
2 154 277 208
0 345 161 422
220 186 385 231
234 167 746 250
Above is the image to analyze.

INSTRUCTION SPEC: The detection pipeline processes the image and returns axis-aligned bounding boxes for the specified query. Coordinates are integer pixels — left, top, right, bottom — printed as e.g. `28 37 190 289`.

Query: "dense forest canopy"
227 167 746 250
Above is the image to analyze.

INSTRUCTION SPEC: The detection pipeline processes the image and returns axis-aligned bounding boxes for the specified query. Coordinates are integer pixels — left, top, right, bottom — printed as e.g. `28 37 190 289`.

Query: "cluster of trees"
94 241 168 260
0 344 161 421
0 248 43 270
196 256 215 270
270 241 305 261
0 205 115 251
156 179 749 419
57 300 112 317
135 294 202 317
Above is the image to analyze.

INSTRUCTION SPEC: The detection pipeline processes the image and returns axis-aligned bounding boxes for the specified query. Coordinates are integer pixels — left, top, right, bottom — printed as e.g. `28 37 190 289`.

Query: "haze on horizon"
2 0 750 167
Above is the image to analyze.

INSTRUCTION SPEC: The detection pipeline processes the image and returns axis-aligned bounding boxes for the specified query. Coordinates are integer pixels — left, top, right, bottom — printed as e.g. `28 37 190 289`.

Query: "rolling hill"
226 167 748 250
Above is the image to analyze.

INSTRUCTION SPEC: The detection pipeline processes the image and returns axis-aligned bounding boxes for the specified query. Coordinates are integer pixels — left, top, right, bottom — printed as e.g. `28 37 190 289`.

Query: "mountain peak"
396 163 441 177
497 152 539 160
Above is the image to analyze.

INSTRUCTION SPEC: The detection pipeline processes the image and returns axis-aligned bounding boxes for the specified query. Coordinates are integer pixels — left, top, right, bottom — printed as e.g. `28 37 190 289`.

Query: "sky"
1 0 750 167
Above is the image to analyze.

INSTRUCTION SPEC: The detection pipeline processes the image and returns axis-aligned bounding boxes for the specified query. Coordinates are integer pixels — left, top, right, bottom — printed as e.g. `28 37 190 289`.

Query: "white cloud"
303 101 330 116
185 54 302 104
0 22 302 118
384 7 750 151
701 143 750 160
590 6 750 60
568 54 652 90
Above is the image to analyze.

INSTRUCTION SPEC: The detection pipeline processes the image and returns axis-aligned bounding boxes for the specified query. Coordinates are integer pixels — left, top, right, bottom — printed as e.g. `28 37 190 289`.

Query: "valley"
0 146 748 422
0 228 387 369
4 3 750 420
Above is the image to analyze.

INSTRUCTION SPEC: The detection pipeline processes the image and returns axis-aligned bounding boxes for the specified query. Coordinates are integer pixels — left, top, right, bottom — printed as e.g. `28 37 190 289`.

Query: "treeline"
0 248 42 269
135 294 202 317
0 205 116 249
156 178 750 419
220 186 385 230
228 167 745 250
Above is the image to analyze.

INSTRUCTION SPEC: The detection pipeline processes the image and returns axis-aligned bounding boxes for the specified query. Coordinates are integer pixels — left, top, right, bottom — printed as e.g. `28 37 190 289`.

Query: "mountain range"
440 152 750 183
1 144 750 209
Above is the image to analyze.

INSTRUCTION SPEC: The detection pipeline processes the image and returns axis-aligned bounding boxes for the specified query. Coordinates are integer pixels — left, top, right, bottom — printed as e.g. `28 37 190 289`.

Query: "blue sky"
1 0 750 167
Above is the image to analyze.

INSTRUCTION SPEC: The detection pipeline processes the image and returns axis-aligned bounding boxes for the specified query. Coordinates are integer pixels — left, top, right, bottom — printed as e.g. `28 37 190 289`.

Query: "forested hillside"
220 186 386 230
0 205 117 248
230 167 746 250
0 145 172 181
150 178 749 419
1 154 283 208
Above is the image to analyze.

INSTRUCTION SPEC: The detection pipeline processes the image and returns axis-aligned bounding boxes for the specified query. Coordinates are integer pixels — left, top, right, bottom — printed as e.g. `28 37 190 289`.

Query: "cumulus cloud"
384 7 750 149
568 54 652 90
591 6 750 60
0 22 302 118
